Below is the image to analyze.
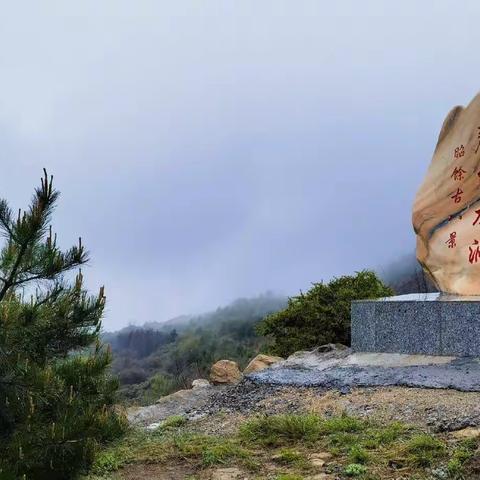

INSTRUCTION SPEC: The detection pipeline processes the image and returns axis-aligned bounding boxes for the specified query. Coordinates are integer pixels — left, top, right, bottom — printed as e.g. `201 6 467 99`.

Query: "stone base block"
351 293 480 356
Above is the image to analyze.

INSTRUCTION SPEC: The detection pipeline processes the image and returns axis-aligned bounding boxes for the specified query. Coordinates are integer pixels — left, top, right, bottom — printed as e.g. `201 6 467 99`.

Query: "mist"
1 1 479 328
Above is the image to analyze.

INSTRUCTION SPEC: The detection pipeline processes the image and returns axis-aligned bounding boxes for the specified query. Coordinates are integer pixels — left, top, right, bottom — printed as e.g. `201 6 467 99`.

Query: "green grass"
159 415 186 430
273 449 309 469
274 474 304 480
238 414 323 446
320 414 367 434
348 445 369 464
404 434 446 467
446 438 478 477
85 412 471 480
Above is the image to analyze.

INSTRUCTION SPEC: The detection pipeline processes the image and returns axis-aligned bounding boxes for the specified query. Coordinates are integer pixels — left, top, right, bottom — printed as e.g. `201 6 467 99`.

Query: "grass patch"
348 445 369 464
273 449 309 469
274 475 304 480
404 434 446 467
364 421 406 448
320 414 367 434
201 440 249 467
447 438 478 477
159 415 186 430
239 414 323 446
85 412 464 480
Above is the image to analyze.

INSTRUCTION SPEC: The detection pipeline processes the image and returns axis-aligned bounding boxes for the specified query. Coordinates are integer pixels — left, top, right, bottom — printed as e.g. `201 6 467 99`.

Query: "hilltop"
85 346 480 480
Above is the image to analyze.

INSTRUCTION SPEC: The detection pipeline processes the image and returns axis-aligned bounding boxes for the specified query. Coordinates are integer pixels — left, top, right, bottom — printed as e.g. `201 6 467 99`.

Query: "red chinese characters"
473 209 480 226
451 166 466 181
446 232 457 248
469 240 480 264
451 188 463 203
454 145 465 159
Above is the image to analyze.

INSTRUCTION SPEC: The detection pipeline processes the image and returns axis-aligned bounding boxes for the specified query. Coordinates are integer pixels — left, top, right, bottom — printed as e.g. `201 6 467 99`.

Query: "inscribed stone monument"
413 93 480 294
352 92 480 356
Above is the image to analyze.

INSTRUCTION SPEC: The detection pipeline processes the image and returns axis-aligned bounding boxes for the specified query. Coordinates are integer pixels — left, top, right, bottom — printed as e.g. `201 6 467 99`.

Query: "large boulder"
210 359 242 384
243 354 283 375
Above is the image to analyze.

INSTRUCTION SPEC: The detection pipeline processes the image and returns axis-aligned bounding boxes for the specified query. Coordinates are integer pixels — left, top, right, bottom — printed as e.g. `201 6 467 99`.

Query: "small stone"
192 378 210 389
311 458 325 467
310 452 332 468
243 354 284 374
451 426 480 439
145 422 161 430
210 360 242 385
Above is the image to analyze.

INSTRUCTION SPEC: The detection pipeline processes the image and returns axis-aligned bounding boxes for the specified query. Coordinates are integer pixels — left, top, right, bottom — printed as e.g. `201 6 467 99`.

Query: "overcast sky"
2 1 480 330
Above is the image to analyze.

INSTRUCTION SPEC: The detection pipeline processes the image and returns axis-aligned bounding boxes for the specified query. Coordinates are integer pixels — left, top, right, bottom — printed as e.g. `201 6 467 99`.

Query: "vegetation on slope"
84 413 479 479
106 294 287 404
257 271 393 357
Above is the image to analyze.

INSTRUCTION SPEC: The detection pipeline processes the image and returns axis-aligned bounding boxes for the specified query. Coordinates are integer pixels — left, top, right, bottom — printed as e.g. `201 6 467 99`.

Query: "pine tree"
0 170 126 479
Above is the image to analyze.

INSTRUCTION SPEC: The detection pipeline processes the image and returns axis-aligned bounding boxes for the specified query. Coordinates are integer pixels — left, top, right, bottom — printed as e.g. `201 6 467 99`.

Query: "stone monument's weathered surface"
413 93 480 294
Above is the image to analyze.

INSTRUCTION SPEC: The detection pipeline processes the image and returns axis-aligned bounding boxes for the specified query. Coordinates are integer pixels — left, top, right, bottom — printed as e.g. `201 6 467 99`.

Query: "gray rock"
128 384 217 426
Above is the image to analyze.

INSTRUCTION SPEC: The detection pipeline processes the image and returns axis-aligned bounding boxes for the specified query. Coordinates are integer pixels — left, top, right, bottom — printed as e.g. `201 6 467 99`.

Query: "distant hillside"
105 293 287 404
105 259 436 406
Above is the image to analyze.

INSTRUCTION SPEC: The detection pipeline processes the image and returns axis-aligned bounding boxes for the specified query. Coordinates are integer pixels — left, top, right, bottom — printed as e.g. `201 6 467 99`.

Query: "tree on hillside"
257 270 393 357
0 170 126 479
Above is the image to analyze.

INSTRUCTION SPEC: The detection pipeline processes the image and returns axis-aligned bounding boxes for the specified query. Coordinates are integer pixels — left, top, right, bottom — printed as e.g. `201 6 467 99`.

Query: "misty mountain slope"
105 293 287 404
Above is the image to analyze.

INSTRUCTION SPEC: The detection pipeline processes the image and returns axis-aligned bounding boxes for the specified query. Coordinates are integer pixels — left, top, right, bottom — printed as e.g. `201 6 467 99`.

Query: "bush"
344 463 367 476
257 270 393 357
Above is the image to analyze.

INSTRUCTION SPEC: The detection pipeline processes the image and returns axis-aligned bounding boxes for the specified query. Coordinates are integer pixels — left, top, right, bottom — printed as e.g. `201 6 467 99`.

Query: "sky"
2 1 480 330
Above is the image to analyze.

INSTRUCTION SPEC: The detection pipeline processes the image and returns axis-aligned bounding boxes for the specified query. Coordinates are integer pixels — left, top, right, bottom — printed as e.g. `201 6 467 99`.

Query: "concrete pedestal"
351 293 480 356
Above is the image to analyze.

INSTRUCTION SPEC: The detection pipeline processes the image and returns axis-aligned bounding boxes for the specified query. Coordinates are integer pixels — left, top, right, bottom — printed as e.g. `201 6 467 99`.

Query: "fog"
1 1 479 328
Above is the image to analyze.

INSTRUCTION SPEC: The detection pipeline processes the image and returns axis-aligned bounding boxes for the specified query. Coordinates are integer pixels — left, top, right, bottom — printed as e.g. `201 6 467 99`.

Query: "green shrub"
344 463 367 476
257 270 393 356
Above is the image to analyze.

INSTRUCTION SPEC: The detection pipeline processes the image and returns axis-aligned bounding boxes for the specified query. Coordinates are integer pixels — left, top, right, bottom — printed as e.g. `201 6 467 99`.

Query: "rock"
210 467 245 480
413 91 480 294
308 474 333 480
310 452 332 468
451 426 480 439
243 354 283 374
315 343 347 353
309 451 333 468
210 360 242 385
310 458 325 467
127 386 216 427
192 378 210 389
